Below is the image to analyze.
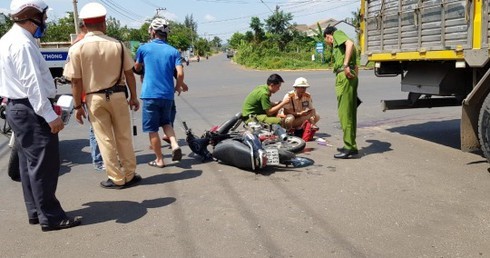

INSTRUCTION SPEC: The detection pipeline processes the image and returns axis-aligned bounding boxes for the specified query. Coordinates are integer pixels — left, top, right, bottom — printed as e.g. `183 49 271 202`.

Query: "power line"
196 0 249 3
200 11 270 24
97 0 145 23
140 0 162 9
199 0 327 25
259 0 274 13
104 0 146 20
292 1 358 19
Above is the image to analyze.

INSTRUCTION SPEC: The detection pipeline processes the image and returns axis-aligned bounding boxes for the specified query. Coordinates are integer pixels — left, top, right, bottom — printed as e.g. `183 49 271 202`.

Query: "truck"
40 41 71 78
360 0 490 161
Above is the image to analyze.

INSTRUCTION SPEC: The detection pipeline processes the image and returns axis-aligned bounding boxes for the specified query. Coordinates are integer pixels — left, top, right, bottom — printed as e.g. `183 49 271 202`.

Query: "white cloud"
204 14 216 22
160 11 178 22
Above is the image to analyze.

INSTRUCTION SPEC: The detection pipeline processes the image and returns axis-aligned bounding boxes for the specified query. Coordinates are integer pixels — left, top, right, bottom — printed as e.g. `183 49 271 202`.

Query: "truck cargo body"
360 0 490 160
40 42 70 78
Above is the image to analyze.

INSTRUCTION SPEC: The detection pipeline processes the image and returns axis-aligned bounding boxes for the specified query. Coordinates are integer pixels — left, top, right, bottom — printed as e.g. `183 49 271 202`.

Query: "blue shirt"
135 39 182 100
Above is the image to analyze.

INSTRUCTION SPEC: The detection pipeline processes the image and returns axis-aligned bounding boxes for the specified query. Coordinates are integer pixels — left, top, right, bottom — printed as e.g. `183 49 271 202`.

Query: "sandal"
172 148 182 161
148 160 165 168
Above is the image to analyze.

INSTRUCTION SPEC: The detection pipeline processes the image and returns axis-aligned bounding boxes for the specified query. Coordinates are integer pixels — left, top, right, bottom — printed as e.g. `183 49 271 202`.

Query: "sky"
0 0 360 41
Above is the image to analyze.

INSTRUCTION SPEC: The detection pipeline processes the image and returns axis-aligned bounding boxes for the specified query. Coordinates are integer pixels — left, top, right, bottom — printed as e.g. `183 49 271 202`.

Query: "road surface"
0 53 489 257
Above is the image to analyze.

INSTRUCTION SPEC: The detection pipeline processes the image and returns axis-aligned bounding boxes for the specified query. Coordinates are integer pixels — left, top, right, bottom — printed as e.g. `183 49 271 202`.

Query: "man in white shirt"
0 0 81 231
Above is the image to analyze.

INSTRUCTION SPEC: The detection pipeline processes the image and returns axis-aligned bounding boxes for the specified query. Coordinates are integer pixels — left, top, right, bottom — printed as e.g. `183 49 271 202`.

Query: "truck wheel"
8 141 21 182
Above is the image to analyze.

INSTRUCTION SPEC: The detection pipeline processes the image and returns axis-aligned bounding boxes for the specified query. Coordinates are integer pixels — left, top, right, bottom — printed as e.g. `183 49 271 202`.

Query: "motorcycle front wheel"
8 140 20 182
262 135 306 153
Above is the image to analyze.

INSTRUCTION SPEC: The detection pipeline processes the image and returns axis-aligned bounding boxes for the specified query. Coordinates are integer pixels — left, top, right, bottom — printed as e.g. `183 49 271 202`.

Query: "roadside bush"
235 41 328 70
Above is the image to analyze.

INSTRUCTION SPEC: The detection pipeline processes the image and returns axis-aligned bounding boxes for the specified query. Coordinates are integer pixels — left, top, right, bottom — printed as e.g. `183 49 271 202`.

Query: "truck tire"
8 141 20 182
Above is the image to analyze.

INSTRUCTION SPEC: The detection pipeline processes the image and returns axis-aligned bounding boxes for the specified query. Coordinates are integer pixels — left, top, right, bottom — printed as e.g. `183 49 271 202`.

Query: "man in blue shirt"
134 18 184 168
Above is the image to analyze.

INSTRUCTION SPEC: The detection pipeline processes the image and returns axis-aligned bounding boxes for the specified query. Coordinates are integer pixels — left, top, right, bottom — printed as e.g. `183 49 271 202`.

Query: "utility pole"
156 8 166 17
72 0 80 34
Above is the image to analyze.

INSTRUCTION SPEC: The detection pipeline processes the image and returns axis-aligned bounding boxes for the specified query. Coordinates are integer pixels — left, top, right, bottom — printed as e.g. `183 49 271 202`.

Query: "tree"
0 14 13 38
265 7 292 35
106 17 124 40
168 21 192 51
43 12 76 42
194 37 210 56
249 16 265 43
264 6 294 50
184 14 198 47
228 32 245 49
244 31 254 43
129 22 150 42
184 14 198 33
211 36 222 48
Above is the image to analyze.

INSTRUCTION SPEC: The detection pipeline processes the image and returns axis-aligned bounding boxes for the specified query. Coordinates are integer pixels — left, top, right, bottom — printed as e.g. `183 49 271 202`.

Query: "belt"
8 98 55 105
86 85 127 101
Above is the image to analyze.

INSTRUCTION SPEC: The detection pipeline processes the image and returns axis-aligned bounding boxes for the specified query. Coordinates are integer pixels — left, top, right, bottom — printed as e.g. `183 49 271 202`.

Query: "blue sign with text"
315 42 324 53
41 51 68 61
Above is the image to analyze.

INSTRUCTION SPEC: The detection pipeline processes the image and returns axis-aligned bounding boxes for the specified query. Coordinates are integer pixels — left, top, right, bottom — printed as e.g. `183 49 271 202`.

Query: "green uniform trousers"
335 72 358 151
244 114 282 125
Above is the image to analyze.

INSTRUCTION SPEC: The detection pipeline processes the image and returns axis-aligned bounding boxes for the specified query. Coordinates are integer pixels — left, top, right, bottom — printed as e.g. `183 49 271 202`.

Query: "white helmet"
79 2 106 22
10 0 47 14
293 77 310 87
149 17 170 34
10 0 47 23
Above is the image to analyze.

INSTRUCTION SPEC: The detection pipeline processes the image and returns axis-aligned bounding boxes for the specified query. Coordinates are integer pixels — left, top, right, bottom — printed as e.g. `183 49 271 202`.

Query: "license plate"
265 148 280 165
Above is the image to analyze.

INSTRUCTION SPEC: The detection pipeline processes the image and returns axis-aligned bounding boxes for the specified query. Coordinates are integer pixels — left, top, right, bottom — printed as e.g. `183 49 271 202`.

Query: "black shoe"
41 216 82 232
29 218 39 225
124 174 142 188
100 179 125 189
334 149 358 159
336 147 359 154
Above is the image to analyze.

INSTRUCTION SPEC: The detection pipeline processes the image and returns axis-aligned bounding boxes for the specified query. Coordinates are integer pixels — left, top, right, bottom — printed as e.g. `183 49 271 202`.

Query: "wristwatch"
343 64 349 69
73 104 83 110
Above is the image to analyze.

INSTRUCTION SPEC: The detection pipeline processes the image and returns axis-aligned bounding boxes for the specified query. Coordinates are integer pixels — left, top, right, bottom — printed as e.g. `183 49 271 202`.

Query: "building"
294 18 358 46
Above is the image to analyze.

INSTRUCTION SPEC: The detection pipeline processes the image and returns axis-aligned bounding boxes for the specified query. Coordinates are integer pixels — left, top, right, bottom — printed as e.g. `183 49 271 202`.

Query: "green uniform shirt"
332 30 357 73
241 84 272 117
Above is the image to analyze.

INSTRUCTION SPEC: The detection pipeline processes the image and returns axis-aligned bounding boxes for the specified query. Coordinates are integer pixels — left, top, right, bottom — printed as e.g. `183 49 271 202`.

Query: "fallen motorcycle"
183 112 313 171
2 77 74 181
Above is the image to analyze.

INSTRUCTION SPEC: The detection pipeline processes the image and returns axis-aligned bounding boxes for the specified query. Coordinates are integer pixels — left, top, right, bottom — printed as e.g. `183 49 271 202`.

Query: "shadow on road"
59 139 91 175
139 169 202 186
387 119 460 149
360 139 393 156
67 197 176 225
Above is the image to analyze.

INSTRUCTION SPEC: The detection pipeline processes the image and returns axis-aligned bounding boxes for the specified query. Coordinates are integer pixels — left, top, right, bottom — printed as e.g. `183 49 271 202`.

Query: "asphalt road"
0 53 489 258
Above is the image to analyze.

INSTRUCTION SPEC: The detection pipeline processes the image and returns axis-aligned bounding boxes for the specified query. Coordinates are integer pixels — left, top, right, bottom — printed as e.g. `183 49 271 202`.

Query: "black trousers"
7 99 66 225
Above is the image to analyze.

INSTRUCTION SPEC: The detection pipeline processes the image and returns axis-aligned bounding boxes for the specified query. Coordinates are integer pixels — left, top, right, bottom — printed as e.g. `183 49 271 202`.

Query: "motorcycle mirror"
290 157 314 168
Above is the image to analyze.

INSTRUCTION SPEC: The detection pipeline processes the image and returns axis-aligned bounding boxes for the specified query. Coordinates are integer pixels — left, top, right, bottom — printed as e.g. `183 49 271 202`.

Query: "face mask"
33 23 47 38
31 8 48 39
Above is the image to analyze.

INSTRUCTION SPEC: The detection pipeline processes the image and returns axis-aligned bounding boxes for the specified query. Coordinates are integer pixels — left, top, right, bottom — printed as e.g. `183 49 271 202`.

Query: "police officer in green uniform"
324 26 359 159
241 73 290 126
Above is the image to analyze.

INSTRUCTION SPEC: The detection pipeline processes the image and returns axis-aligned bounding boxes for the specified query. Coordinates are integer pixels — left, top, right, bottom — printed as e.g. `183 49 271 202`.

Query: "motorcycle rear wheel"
262 135 306 153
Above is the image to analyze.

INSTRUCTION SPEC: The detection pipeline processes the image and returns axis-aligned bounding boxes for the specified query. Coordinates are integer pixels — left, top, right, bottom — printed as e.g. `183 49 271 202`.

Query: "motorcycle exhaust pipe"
272 124 288 141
